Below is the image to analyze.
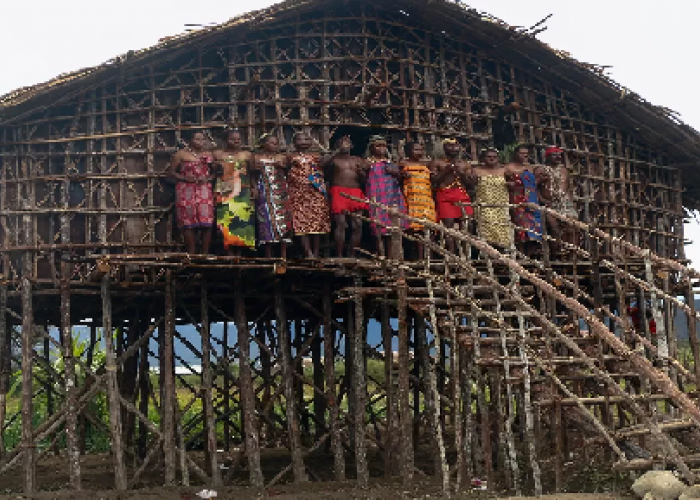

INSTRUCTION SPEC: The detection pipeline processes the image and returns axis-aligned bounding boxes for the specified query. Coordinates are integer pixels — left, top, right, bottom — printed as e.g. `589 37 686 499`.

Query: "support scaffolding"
0 0 699 496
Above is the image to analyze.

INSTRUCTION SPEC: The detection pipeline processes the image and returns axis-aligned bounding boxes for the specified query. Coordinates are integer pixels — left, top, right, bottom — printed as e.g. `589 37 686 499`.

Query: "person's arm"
250 153 262 172
504 169 517 191
385 161 403 180
275 153 294 170
561 166 572 197
356 158 369 184
534 165 551 203
457 162 476 188
202 154 217 184
211 150 224 178
166 152 188 184
431 161 452 187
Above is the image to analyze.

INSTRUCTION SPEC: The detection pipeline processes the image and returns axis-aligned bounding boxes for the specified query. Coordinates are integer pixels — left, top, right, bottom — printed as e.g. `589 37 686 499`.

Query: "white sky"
2 0 699 263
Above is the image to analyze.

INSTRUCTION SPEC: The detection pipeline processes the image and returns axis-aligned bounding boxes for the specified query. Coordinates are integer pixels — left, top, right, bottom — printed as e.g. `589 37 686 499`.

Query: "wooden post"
0 280 8 458
234 280 264 487
81 323 98 454
323 284 345 480
122 312 140 451
392 211 413 481
222 320 231 451
200 279 221 486
312 323 325 441
101 274 127 490
162 270 178 485
352 277 369 488
44 336 57 455
381 299 397 476
137 322 150 460
275 284 308 482
21 274 35 495
61 260 81 489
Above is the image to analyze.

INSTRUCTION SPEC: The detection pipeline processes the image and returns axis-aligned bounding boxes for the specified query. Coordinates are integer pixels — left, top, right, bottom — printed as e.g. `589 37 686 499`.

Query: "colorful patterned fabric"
176 155 214 229
366 160 408 236
475 175 513 247
215 158 256 249
435 183 473 221
256 159 293 244
330 187 368 214
288 154 331 235
511 170 542 242
402 164 437 230
541 164 577 218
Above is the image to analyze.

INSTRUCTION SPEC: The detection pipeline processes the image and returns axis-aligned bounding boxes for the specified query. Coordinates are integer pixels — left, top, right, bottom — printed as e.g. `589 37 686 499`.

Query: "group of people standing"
168 129 577 259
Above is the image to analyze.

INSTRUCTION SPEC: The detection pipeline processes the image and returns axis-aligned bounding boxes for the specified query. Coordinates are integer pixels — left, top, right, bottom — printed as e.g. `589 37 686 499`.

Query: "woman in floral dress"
168 131 215 254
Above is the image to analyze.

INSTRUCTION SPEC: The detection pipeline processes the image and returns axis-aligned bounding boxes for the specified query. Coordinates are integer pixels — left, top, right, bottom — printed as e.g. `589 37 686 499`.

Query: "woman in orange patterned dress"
399 142 436 260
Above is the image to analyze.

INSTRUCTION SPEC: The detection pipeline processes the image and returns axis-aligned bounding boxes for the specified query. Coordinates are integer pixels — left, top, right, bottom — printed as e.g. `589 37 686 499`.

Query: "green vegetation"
0 333 396 454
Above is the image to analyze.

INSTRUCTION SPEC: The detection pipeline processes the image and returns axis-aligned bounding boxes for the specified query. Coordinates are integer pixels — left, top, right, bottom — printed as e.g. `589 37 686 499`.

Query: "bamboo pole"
685 278 700 385
101 274 128 490
392 213 413 482
274 283 308 482
322 283 345 480
422 227 449 490
352 276 369 488
312 322 325 442
61 260 81 489
234 279 264 487
443 248 464 490
162 270 177 485
174 401 190 487
137 325 150 459
222 320 231 452
200 278 221 486
381 297 396 476
484 250 520 493
0 280 8 458
20 274 35 495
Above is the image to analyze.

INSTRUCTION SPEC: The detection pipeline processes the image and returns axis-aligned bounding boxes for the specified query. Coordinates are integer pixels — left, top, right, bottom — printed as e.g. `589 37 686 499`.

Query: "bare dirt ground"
0 486 629 500
0 452 631 499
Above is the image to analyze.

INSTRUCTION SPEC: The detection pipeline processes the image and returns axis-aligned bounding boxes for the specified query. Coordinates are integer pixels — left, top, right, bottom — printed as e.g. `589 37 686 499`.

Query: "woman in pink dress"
168 131 215 254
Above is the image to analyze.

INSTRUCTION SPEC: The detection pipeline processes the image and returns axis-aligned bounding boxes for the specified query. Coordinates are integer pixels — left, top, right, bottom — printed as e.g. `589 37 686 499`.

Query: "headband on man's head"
368 135 387 145
545 146 563 157
258 132 275 145
443 138 459 144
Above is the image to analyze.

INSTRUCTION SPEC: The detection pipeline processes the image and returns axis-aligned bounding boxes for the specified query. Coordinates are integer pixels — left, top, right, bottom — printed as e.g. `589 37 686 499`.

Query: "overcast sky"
2 0 699 263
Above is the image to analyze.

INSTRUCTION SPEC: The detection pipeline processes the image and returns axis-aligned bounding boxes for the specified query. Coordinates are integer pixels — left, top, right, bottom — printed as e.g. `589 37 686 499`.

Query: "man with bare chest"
323 136 369 257
430 139 475 227
430 139 475 252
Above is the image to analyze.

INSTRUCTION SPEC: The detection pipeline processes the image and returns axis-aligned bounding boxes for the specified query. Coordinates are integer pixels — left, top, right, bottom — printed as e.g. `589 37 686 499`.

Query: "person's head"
336 135 353 154
443 138 462 158
512 144 530 164
226 129 243 149
293 132 312 152
405 142 424 161
481 147 499 168
186 130 206 151
545 146 563 166
368 136 388 158
260 133 279 153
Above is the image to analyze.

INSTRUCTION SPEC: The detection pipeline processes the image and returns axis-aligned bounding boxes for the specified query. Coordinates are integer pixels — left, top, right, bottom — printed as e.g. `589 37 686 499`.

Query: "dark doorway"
329 125 398 156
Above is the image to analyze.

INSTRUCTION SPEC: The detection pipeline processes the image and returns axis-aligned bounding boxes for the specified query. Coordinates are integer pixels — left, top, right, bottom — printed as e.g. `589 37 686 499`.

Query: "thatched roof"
3 0 700 204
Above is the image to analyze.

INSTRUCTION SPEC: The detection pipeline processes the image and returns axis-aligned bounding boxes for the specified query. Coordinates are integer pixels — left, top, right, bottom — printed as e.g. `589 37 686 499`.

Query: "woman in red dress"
168 131 216 254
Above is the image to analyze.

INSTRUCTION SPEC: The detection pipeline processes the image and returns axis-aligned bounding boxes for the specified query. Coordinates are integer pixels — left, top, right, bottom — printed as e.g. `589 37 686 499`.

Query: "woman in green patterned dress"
213 129 256 256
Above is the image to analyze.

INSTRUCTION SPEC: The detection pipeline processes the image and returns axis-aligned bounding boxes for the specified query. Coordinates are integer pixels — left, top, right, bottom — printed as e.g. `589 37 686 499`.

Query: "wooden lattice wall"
0 2 684 285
